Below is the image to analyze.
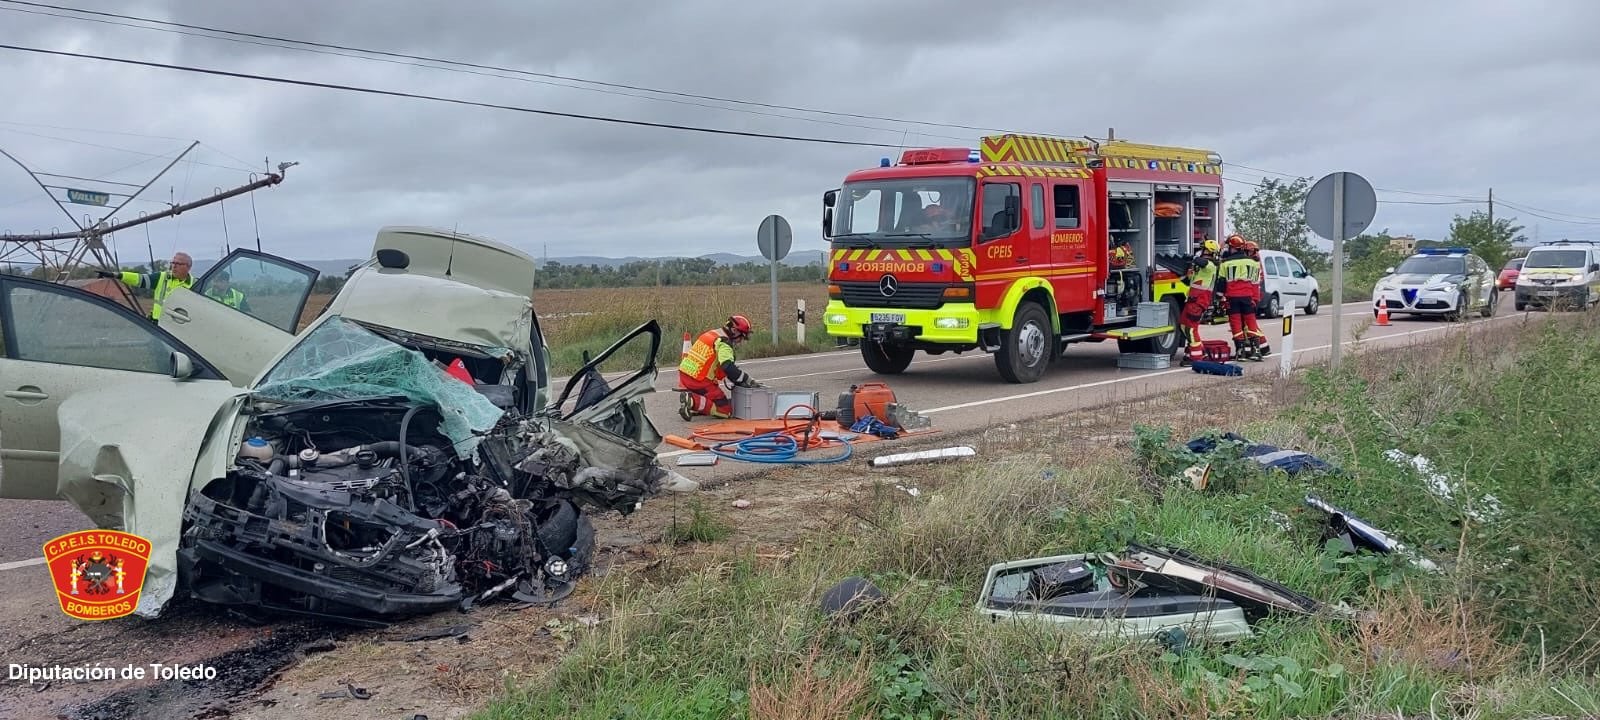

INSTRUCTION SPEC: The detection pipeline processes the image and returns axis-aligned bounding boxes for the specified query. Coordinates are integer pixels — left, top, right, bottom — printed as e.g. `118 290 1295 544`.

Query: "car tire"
995 301 1050 384
861 341 914 375
1304 291 1319 315
1263 293 1281 318
1480 288 1496 318
1451 291 1469 321
1515 300 1526 311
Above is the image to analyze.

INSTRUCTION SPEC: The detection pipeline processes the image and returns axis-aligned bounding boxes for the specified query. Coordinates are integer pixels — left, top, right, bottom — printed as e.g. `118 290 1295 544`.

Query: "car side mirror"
170 351 197 380
1383 267 1395 275
375 248 410 270
1590 263 1598 273
822 189 838 240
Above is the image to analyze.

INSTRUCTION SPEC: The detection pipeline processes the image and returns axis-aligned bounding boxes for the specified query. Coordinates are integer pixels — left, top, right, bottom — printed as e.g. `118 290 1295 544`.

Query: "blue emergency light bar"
1416 246 1470 255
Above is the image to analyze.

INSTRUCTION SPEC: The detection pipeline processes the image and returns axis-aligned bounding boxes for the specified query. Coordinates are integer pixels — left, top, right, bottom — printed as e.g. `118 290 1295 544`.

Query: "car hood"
55 381 249 618
1386 273 1461 287
331 269 534 351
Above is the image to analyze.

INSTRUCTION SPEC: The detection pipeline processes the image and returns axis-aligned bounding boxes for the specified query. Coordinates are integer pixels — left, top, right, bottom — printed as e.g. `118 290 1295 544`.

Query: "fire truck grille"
836 281 947 310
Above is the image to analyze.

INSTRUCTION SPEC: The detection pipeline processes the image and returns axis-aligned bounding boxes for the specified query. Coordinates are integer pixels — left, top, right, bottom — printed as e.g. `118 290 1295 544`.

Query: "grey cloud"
2 0 1599 265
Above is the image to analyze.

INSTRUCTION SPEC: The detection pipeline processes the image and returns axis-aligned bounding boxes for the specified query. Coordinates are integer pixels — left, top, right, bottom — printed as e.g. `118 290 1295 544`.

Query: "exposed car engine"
178 393 666 625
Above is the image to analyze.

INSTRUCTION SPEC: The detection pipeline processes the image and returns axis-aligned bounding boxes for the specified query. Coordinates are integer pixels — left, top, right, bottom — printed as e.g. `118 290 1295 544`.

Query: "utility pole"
1487 187 1494 226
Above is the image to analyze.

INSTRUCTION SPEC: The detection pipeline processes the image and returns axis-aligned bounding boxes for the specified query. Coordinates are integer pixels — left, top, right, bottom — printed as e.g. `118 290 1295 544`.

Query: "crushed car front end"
172 315 670 623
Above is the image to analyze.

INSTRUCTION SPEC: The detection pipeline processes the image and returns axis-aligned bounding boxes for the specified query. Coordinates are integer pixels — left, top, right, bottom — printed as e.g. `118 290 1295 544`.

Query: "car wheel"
861 341 914 374
1515 300 1526 311
1480 288 1496 317
1304 291 1319 315
995 301 1050 384
1451 291 1469 321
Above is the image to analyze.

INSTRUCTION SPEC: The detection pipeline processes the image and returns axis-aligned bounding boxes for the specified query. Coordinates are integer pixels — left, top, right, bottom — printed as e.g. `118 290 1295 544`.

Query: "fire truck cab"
820 134 1226 383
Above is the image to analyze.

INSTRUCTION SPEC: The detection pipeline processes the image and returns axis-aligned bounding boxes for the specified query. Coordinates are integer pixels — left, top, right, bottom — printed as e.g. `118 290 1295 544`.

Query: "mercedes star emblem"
878 274 899 297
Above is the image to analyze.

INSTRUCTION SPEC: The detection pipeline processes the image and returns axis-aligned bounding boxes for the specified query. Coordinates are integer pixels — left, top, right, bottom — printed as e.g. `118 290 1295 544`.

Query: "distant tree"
1344 229 1394 262
1446 210 1524 269
1227 176 1327 271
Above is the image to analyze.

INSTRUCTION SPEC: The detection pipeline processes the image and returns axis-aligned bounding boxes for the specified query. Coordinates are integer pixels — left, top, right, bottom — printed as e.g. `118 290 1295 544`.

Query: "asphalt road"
1 297 1520 569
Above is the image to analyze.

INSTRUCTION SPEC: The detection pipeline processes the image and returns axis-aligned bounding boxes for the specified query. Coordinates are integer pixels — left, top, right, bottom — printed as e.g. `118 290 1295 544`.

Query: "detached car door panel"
0 277 230 500
159 249 321 385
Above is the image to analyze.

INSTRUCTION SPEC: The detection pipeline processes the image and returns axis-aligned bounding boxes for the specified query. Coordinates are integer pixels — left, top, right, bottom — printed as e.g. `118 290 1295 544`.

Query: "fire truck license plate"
870 312 905 324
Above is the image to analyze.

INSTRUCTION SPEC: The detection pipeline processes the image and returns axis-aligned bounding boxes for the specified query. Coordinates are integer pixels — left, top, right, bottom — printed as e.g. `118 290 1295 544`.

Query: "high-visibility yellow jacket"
1187 257 1219 295
117 270 192 320
207 287 248 310
679 329 737 382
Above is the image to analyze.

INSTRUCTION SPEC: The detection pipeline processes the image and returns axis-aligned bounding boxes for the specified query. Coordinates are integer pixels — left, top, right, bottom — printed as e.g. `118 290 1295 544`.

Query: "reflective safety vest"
678 329 734 382
1110 244 1134 268
1218 255 1261 283
209 287 246 309
118 270 193 321
1188 258 1219 293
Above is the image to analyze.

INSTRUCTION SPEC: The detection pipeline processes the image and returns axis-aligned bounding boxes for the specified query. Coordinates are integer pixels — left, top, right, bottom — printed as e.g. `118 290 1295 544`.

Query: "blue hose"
709 429 854 464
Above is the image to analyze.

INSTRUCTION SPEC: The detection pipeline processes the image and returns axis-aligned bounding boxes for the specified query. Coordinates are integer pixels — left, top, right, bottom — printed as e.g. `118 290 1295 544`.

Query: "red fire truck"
820 133 1226 383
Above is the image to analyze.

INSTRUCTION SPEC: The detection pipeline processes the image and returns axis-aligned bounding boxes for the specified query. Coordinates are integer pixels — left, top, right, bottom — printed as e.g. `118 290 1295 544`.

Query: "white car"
1513 240 1600 311
1371 247 1498 320
0 227 680 622
1256 249 1321 318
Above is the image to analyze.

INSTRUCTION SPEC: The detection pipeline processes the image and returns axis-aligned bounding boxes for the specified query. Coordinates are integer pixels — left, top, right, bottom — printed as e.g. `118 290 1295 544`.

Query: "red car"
1497 258 1523 290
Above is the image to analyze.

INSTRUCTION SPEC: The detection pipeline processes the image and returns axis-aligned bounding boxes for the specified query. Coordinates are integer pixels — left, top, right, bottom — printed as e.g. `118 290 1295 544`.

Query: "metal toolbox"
730 386 821 420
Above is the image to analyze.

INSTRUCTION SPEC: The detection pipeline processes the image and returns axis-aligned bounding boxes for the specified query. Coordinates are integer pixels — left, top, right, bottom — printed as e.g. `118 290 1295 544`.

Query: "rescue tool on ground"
820 134 1228 383
677 314 761 420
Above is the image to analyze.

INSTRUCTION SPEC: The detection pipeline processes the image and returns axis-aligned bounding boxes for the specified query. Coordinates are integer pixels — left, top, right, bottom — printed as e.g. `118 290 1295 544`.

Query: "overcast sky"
2 0 1598 265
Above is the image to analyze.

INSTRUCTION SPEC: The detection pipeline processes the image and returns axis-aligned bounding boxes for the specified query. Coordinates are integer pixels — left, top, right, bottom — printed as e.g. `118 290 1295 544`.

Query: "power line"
0 0 1008 137
1494 200 1600 226
0 126 257 173
0 43 905 149
0 4 973 142
1492 198 1600 223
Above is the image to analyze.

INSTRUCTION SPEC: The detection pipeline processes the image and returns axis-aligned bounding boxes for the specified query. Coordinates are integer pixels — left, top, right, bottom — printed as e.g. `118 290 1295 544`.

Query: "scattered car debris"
677 452 719 467
1305 495 1441 572
1383 449 1502 523
870 446 976 468
732 499 752 509
398 624 474 643
1185 432 1341 476
977 544 1344 643
317 683 372 700
820 576 884 621
894 484 921 498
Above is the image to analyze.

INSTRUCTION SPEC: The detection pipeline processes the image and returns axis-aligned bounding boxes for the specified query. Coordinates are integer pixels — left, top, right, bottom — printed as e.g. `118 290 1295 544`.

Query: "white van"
1514 240 1600 311
1256 249 1321 317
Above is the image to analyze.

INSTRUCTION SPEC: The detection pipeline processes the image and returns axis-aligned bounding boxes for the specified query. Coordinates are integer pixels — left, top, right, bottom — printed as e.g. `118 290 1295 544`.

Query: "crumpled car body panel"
55 381 249 618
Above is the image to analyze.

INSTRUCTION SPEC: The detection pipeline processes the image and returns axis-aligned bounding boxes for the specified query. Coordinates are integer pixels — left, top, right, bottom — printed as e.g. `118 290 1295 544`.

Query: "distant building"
1387 235 1418 254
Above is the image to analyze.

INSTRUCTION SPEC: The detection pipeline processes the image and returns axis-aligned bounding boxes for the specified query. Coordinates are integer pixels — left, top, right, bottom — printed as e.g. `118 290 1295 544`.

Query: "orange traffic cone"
1375 295 1390 326
681 332 692 357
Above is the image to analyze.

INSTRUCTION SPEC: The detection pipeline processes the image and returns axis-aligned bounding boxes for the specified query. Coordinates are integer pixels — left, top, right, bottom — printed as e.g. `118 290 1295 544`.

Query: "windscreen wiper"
829 233 881 248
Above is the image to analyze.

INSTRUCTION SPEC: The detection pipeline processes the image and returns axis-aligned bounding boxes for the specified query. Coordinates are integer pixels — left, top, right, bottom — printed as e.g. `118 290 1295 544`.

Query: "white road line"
0 557 45 571
921 314 1516 414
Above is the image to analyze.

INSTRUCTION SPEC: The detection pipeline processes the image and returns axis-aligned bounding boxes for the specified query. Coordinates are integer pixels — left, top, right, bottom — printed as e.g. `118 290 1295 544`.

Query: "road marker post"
796 298 806 344
1279 314 1294 378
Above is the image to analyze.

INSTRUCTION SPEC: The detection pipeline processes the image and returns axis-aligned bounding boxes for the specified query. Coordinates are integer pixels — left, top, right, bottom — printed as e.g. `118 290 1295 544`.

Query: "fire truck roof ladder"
978 134 1223 174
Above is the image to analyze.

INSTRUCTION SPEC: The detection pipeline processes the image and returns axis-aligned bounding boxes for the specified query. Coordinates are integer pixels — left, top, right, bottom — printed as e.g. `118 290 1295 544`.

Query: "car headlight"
826 313 848 325
1427 282 1457 293
933 317 969 329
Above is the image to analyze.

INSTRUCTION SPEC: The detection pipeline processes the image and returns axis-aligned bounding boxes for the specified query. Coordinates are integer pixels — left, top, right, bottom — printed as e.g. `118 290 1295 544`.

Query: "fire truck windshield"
830 177 975 248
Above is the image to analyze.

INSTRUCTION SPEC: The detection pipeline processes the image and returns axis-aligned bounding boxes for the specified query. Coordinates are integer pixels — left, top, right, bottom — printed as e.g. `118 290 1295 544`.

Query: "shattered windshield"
831 177 975 248
254 315 505 457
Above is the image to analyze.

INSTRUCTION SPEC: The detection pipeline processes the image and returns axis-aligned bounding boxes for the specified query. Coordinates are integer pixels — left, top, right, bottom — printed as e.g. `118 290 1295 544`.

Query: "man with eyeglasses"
96 251 195 322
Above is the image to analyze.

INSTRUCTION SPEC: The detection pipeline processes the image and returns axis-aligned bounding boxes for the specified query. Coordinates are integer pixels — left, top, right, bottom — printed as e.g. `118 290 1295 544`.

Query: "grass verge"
480 307 1600 719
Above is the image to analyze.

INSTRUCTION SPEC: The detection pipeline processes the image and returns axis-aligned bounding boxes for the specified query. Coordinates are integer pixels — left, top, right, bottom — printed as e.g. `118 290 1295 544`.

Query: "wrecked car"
977 544 1328 643
0 226 683 623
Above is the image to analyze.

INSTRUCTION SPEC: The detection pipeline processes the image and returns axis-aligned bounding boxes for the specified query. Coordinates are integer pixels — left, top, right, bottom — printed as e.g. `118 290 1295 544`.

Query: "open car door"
0 276 233 500
158 249 321 385
549 320 663 449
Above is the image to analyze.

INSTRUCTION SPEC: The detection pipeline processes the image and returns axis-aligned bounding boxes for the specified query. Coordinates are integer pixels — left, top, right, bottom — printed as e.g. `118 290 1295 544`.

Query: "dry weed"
1348 585 1521 681
747 643 871 720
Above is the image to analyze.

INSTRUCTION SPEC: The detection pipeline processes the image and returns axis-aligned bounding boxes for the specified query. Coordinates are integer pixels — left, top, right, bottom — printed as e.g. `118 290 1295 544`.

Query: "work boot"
678 392 693 421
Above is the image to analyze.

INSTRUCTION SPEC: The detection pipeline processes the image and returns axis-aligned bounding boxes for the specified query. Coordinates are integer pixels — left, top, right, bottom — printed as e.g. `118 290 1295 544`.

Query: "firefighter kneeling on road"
1218 236 1270 360
1180 238 1221 366
678 315 760 421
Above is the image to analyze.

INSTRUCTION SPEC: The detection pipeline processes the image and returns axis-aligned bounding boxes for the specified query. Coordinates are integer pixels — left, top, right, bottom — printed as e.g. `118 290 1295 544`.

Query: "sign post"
756 214 793 344
1304 172 1377 371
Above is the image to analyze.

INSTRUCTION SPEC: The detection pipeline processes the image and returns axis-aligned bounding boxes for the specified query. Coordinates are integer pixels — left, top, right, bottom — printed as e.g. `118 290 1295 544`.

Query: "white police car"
1371 247 1498 320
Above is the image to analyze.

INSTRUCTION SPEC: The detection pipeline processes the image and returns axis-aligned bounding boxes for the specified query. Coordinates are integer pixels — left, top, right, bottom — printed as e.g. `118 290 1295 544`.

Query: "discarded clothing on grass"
1191 360 1242 376
1185 432 1340 476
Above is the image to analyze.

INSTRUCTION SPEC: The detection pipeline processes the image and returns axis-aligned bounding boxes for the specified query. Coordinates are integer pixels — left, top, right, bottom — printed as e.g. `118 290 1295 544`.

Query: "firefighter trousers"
1226 296 1268 350
678 371 731 418
1181 290 1212 361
